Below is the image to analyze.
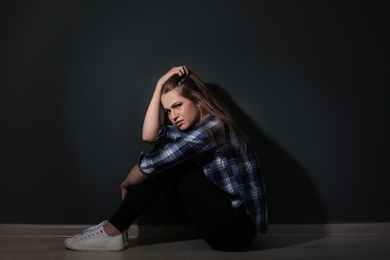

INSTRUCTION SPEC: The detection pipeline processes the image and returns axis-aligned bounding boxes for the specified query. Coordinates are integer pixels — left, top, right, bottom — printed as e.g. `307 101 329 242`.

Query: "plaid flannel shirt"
138 115 267 233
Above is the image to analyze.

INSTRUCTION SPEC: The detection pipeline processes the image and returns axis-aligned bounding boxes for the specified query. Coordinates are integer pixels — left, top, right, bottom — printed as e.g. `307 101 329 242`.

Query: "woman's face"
161 89 202 131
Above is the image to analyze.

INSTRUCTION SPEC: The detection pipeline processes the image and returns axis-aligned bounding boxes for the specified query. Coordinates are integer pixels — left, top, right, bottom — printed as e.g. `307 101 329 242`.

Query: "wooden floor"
1 224 390 259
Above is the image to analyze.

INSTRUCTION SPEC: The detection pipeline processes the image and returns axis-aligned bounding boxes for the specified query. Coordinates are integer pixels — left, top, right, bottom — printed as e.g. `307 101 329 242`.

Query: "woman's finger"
175 65 187 76
121 189 127 201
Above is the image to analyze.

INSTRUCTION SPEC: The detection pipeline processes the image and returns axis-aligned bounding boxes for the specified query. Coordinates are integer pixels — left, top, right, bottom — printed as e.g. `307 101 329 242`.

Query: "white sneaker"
65 221 129 251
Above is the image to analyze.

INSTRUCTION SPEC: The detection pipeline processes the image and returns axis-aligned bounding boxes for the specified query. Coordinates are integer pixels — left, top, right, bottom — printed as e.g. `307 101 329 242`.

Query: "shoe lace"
80 220 108 238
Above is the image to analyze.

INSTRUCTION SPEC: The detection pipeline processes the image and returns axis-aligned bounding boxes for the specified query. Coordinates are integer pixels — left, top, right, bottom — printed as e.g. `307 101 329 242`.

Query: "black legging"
109 160 257 251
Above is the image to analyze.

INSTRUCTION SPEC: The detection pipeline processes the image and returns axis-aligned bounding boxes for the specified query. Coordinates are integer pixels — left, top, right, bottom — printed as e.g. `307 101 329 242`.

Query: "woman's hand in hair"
142 66 189 142
157 66 189 87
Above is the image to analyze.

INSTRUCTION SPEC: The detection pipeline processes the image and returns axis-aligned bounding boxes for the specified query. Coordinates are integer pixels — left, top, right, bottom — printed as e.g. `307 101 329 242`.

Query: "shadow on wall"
206 84 327 225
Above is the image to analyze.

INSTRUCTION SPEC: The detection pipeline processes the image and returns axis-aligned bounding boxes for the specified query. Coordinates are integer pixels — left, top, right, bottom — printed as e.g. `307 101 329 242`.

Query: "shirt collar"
195 114 211 128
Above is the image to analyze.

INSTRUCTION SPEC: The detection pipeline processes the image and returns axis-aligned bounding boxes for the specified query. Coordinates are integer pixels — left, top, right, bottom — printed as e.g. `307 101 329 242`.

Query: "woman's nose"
171 112 179 121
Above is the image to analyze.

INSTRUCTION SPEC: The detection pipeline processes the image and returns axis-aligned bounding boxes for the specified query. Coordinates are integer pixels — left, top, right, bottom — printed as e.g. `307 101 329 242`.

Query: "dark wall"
1 0 389 225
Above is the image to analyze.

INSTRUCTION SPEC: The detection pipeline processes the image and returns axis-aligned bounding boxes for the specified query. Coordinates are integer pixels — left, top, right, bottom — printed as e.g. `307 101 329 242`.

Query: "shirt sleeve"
150 125 182 147
138 116 222 175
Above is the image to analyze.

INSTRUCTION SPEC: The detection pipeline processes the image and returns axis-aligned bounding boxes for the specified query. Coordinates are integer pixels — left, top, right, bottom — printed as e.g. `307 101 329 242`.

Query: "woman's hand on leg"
120 165 147 200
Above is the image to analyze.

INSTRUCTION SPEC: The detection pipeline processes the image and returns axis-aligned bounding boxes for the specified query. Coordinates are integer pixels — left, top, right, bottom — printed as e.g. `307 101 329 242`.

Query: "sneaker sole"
65 239 129 252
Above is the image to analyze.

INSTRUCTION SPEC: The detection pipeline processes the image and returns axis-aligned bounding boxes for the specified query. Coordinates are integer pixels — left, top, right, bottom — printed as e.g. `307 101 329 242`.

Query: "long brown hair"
161 71 250 151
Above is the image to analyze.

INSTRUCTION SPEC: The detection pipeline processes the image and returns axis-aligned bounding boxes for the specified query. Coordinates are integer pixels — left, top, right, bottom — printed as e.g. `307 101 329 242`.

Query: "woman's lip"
175 120 183 126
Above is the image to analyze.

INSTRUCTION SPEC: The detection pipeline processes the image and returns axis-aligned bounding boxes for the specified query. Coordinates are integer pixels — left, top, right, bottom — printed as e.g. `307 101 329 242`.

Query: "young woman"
65 66 267 252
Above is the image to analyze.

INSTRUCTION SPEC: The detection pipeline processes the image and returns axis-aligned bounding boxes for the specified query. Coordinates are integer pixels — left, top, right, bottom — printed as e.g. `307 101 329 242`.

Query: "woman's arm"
142 66 188 142
139 116 222 175
120 165 147 200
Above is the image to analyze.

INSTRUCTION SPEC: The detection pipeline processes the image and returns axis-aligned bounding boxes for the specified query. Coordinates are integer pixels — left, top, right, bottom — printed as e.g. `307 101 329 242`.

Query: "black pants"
109 161 257 251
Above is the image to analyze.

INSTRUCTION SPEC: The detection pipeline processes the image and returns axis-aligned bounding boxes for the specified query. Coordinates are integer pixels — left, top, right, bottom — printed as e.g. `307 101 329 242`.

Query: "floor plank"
1 234 390 260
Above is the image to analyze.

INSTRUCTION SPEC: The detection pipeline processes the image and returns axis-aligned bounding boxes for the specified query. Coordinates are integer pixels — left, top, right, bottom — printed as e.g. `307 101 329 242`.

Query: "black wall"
1 0 389 225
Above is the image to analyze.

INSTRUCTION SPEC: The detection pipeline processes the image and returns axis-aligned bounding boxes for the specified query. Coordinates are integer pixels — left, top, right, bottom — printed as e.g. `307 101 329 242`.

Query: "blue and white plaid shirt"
138 115 267 233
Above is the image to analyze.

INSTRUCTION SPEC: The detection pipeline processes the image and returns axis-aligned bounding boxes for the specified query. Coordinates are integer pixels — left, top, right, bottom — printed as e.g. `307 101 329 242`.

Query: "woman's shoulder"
197 114 221 127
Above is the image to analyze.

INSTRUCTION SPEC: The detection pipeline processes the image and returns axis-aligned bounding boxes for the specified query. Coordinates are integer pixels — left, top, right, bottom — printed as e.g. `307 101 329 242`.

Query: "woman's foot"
103 221 122 236
64 221 129 251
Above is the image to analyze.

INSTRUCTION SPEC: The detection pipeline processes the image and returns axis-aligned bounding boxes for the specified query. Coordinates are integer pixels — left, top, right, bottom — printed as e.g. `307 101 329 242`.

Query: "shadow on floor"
245 235 325 251
128 233 326 252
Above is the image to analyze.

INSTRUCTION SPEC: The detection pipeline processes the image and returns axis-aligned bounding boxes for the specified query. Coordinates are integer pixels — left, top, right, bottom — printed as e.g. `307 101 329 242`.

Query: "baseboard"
1 223 389 238
267 223 390 236
0 224 129 238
